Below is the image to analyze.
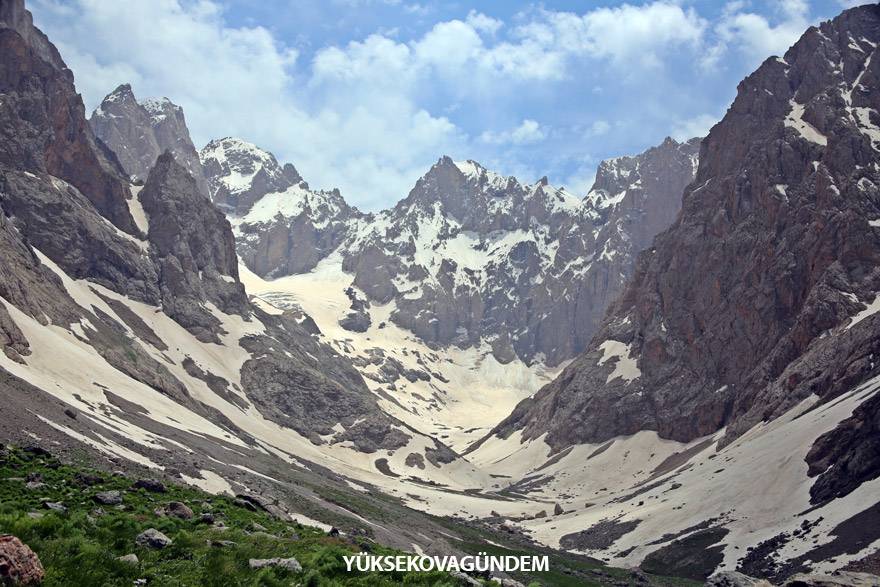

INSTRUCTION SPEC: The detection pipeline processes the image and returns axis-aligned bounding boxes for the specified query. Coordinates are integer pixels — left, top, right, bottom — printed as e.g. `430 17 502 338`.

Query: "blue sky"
30 0 859 210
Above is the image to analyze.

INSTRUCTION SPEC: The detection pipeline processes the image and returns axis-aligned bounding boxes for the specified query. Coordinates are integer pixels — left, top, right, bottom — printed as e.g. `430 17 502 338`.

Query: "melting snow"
596 340 641 384
847 294 880 330
784 100 828 146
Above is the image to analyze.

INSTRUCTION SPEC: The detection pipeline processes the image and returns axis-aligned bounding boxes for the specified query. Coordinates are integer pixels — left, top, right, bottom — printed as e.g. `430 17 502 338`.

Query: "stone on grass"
94 490 123 506
135 528 172 549
166 501 193 520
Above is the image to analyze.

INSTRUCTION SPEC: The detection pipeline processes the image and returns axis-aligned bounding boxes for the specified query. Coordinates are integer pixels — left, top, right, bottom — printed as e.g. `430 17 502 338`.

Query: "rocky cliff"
0 0 138 235
489 4 880 461
90 84 207 194
340 147 699 366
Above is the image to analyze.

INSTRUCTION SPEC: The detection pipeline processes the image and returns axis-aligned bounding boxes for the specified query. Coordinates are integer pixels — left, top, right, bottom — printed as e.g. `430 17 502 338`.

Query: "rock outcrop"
90 84 207 194
0 0 457 471
200 137 305 215
140 151 246 342
92 79 699 366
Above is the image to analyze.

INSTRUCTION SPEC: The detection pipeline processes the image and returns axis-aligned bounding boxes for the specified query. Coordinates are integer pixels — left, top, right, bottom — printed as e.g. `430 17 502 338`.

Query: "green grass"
0 447 468 586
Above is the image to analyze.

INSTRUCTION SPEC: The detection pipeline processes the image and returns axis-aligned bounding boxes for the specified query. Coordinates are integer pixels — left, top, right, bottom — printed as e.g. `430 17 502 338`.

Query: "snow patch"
596 340 641 384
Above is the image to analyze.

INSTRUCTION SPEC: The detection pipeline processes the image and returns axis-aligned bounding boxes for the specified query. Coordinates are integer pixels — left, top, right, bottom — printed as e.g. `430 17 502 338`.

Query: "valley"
0 0 879 585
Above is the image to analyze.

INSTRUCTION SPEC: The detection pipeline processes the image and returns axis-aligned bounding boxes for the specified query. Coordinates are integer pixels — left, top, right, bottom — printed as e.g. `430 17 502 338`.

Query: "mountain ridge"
190 131 700 368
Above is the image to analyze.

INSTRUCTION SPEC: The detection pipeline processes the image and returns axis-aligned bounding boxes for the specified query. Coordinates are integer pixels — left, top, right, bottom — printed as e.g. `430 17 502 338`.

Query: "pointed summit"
90 84 206 194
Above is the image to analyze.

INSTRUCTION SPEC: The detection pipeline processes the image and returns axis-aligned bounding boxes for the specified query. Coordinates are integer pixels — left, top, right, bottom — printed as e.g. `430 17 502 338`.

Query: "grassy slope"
0 446 700 586
0 447 463 586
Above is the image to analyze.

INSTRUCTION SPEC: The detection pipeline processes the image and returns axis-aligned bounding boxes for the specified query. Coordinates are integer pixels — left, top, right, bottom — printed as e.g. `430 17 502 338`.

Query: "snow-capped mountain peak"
199 137 303 215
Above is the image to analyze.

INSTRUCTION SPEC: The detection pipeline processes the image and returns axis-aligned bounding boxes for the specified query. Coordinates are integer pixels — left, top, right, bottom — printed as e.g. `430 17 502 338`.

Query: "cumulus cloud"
31 0 462 210
480 119 546 145
523 2 707 68
465 10 502 35
709 0 813 69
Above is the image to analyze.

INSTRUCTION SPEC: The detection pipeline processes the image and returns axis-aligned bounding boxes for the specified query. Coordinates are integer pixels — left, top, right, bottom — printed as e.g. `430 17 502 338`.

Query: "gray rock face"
90 84 207 194
140 152 247 342
806 390 880 505
345 143 697 367
199 137 359 276
98 82 697 366
0 0 137 235
489 5 880 453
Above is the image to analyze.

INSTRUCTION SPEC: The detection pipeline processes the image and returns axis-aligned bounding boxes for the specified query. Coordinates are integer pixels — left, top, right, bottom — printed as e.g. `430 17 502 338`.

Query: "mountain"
492 2 880 451
467 3 880 581
200 137 307 215
199 137 360 273
17 0 880 581
89 82 699 368
91 98 699 448
196 138 699 368
0 0 503 560
90 84 208 195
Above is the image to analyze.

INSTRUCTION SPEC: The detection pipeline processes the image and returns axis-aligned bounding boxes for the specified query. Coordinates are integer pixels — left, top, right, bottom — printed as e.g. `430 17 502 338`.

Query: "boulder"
135 528 172 549
0 535 44 585
165 501 193 520
131 479 166 493
707 571 774 587
93 490 123 505
74 472 104 486
116 554 139 565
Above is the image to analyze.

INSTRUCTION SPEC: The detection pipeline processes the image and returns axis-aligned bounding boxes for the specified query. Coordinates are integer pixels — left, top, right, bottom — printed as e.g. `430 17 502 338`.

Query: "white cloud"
588 120 611 137
518 2 708 69
670 113 719 141
465 10 502 35
480 119 547 145
710 0 812 68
